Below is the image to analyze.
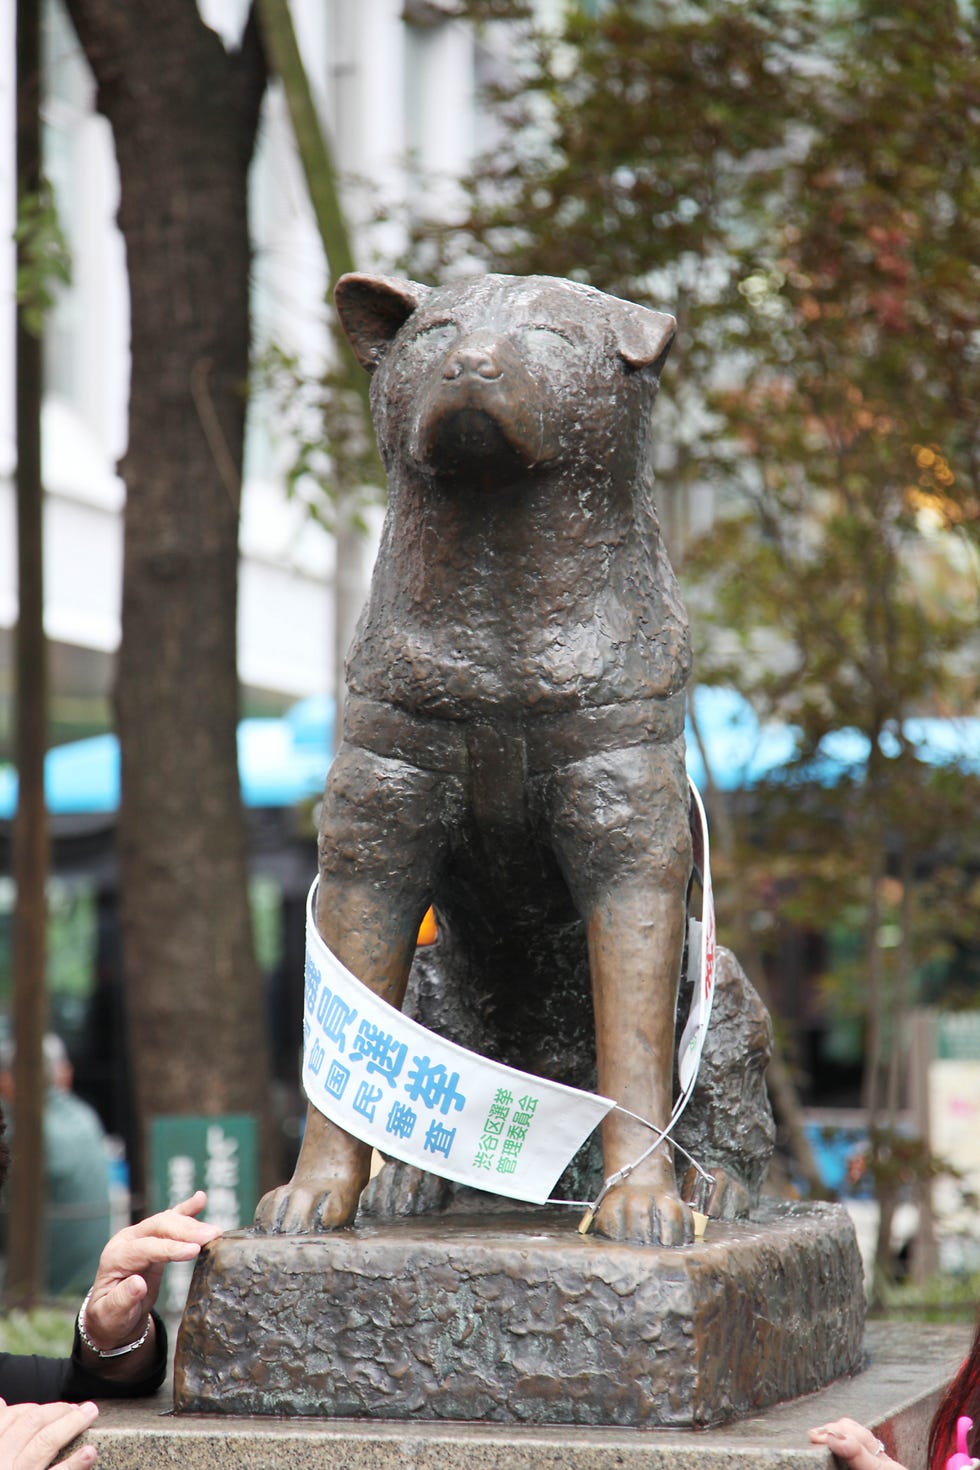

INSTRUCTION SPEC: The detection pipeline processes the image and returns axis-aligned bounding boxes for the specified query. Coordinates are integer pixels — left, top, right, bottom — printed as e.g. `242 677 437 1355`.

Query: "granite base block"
173 1200 865 1427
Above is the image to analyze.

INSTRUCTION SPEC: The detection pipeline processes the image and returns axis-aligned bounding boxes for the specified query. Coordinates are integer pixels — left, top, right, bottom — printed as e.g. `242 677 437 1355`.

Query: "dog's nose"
442 341 502 381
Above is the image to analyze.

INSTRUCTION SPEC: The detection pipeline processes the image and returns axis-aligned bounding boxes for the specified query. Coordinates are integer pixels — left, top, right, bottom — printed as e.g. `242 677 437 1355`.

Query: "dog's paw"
593 1182 693 1247
253 1179 360 1234
681 1164 752 1221
358 1160 453 1218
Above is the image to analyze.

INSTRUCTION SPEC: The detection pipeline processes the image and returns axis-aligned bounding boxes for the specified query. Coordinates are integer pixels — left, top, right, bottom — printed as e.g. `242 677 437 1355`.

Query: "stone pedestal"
174 1200 864 1427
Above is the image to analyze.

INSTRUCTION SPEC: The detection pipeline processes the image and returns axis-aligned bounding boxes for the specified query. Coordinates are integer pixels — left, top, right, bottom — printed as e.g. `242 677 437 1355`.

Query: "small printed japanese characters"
255 272 744 1247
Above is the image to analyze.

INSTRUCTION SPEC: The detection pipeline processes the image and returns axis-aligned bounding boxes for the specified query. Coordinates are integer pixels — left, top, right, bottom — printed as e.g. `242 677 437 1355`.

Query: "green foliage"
863 1123 964 1198
404 0 805 304
256 0 386 529
679 0 980 1119
251 335 385 533
0 1305 76 1353
15 180 71 337
249 875 283 976
436 0 533 18
0 881 97 1015
397 0 980 1257
46 884 97 1000
871 1271 980 1323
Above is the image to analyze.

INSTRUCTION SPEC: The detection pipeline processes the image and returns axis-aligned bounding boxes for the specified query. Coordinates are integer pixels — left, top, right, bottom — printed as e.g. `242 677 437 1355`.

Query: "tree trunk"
861 843 885 1123
6 0 47 1307
871 1178 897 1307
885 844 912 1124
63 0 272 1197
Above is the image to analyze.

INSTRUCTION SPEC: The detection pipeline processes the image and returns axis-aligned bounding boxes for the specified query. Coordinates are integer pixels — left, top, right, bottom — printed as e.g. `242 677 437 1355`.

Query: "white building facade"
0 0 524 761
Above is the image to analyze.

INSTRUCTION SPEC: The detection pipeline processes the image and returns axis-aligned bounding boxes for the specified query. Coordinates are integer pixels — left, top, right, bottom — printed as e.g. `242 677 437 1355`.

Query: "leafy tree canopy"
397 0 980 1145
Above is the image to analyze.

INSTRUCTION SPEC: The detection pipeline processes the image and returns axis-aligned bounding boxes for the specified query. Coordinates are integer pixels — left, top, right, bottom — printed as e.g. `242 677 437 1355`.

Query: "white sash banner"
301 882 616 1205
302 777 716 1206
677 777 717 1100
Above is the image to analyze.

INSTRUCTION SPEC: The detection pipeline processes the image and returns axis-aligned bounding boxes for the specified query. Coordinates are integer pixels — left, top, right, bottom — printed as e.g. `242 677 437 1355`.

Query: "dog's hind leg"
254 743 463 1234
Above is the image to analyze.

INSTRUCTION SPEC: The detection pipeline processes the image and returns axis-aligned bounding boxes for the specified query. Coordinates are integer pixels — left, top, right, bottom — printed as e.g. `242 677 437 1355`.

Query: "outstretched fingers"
0 1399 99 1470
157 1189 209 1220
84 1192 223 1345
120 1191 219 1244
809 1419 907 1470
99 1193 222 1272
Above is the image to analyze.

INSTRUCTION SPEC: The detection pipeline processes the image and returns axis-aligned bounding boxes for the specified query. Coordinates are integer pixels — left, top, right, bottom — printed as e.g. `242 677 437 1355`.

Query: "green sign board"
935 1012 980 1062
149 1113 258 1230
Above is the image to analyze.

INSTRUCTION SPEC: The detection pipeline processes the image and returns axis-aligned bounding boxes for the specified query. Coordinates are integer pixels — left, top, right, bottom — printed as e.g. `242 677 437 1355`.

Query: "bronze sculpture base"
173 1200 865 1427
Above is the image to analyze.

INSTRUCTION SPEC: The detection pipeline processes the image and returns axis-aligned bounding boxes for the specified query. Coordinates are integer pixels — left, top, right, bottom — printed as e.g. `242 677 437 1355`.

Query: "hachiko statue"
257 272 749 1247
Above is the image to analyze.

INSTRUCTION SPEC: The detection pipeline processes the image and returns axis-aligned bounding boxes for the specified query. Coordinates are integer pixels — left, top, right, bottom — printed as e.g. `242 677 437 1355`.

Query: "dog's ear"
335 273 431 374
614 303 677 378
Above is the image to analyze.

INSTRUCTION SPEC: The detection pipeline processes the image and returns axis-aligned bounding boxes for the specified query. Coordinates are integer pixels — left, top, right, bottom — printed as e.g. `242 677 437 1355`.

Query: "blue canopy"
0 695 335 817
1 687 976 817
684 685 980 791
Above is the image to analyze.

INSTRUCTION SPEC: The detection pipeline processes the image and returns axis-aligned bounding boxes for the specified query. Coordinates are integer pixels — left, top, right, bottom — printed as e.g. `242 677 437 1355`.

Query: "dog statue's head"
335 272 676 488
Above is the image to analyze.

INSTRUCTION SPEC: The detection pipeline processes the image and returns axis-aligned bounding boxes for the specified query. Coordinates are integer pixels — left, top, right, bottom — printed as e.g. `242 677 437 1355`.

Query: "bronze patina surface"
361 942 775 1223
255 272 758 1249
175 1201 865 1425
68 1322 975 1469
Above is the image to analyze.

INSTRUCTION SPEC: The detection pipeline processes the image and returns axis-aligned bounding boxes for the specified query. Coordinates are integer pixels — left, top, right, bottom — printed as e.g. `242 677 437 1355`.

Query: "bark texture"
7 0 47 1304
63 0 271 1189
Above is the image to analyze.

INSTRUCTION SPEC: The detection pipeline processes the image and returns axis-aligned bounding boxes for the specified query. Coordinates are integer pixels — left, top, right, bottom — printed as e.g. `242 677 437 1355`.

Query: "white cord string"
544 1102 713 1212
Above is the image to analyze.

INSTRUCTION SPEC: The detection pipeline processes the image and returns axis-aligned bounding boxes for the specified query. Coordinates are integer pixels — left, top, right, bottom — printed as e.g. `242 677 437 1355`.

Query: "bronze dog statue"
257 271 712 1246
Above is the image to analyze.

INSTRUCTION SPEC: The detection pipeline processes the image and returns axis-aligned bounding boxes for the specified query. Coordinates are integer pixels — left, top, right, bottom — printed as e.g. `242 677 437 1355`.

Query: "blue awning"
1 687 976 817
685 685 980 791
0 695 335 817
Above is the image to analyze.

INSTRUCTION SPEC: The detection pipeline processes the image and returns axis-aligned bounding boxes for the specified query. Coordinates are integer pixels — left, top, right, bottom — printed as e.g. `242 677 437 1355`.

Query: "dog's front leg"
546 741 693 1248
255 744 459 1234
587 881 693 1247
254 873 422 1233
254 1102 374 1234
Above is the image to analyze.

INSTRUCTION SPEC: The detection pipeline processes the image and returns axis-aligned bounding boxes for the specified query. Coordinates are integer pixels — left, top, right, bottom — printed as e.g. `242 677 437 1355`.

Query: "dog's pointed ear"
335 273 431 374
615 303 677 377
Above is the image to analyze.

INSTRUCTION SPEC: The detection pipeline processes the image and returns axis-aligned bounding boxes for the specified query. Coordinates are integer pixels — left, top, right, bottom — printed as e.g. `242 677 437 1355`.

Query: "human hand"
0 1397 99 1469
80 1190 222 1356
809 1417 908 1470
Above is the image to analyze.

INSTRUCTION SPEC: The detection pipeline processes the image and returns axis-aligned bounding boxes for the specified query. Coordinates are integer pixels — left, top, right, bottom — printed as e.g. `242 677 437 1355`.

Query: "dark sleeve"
0 1313 168 1405
62 1312 168 1401
0 1349 76 1405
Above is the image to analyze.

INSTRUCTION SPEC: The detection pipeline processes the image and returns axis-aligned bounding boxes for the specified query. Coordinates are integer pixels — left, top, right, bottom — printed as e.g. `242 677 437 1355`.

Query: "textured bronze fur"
256 272 730 1246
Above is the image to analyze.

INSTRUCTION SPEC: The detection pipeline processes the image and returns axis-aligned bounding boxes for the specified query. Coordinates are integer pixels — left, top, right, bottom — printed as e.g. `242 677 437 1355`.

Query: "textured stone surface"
672 946 775 1208
70 1322 973 1470
174 1201 864 1426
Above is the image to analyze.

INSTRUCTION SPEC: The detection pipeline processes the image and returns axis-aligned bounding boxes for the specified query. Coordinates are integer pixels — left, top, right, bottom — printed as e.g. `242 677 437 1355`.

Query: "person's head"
929 1303 980 1469
0 1032 74 1100
43 1033 73 1091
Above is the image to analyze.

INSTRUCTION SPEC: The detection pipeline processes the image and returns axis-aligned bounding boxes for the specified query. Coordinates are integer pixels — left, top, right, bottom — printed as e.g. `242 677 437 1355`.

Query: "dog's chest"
348 477 691 717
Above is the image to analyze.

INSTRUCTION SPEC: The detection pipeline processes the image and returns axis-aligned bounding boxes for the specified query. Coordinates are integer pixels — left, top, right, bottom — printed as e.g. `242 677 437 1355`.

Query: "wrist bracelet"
77 1290 152 1359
